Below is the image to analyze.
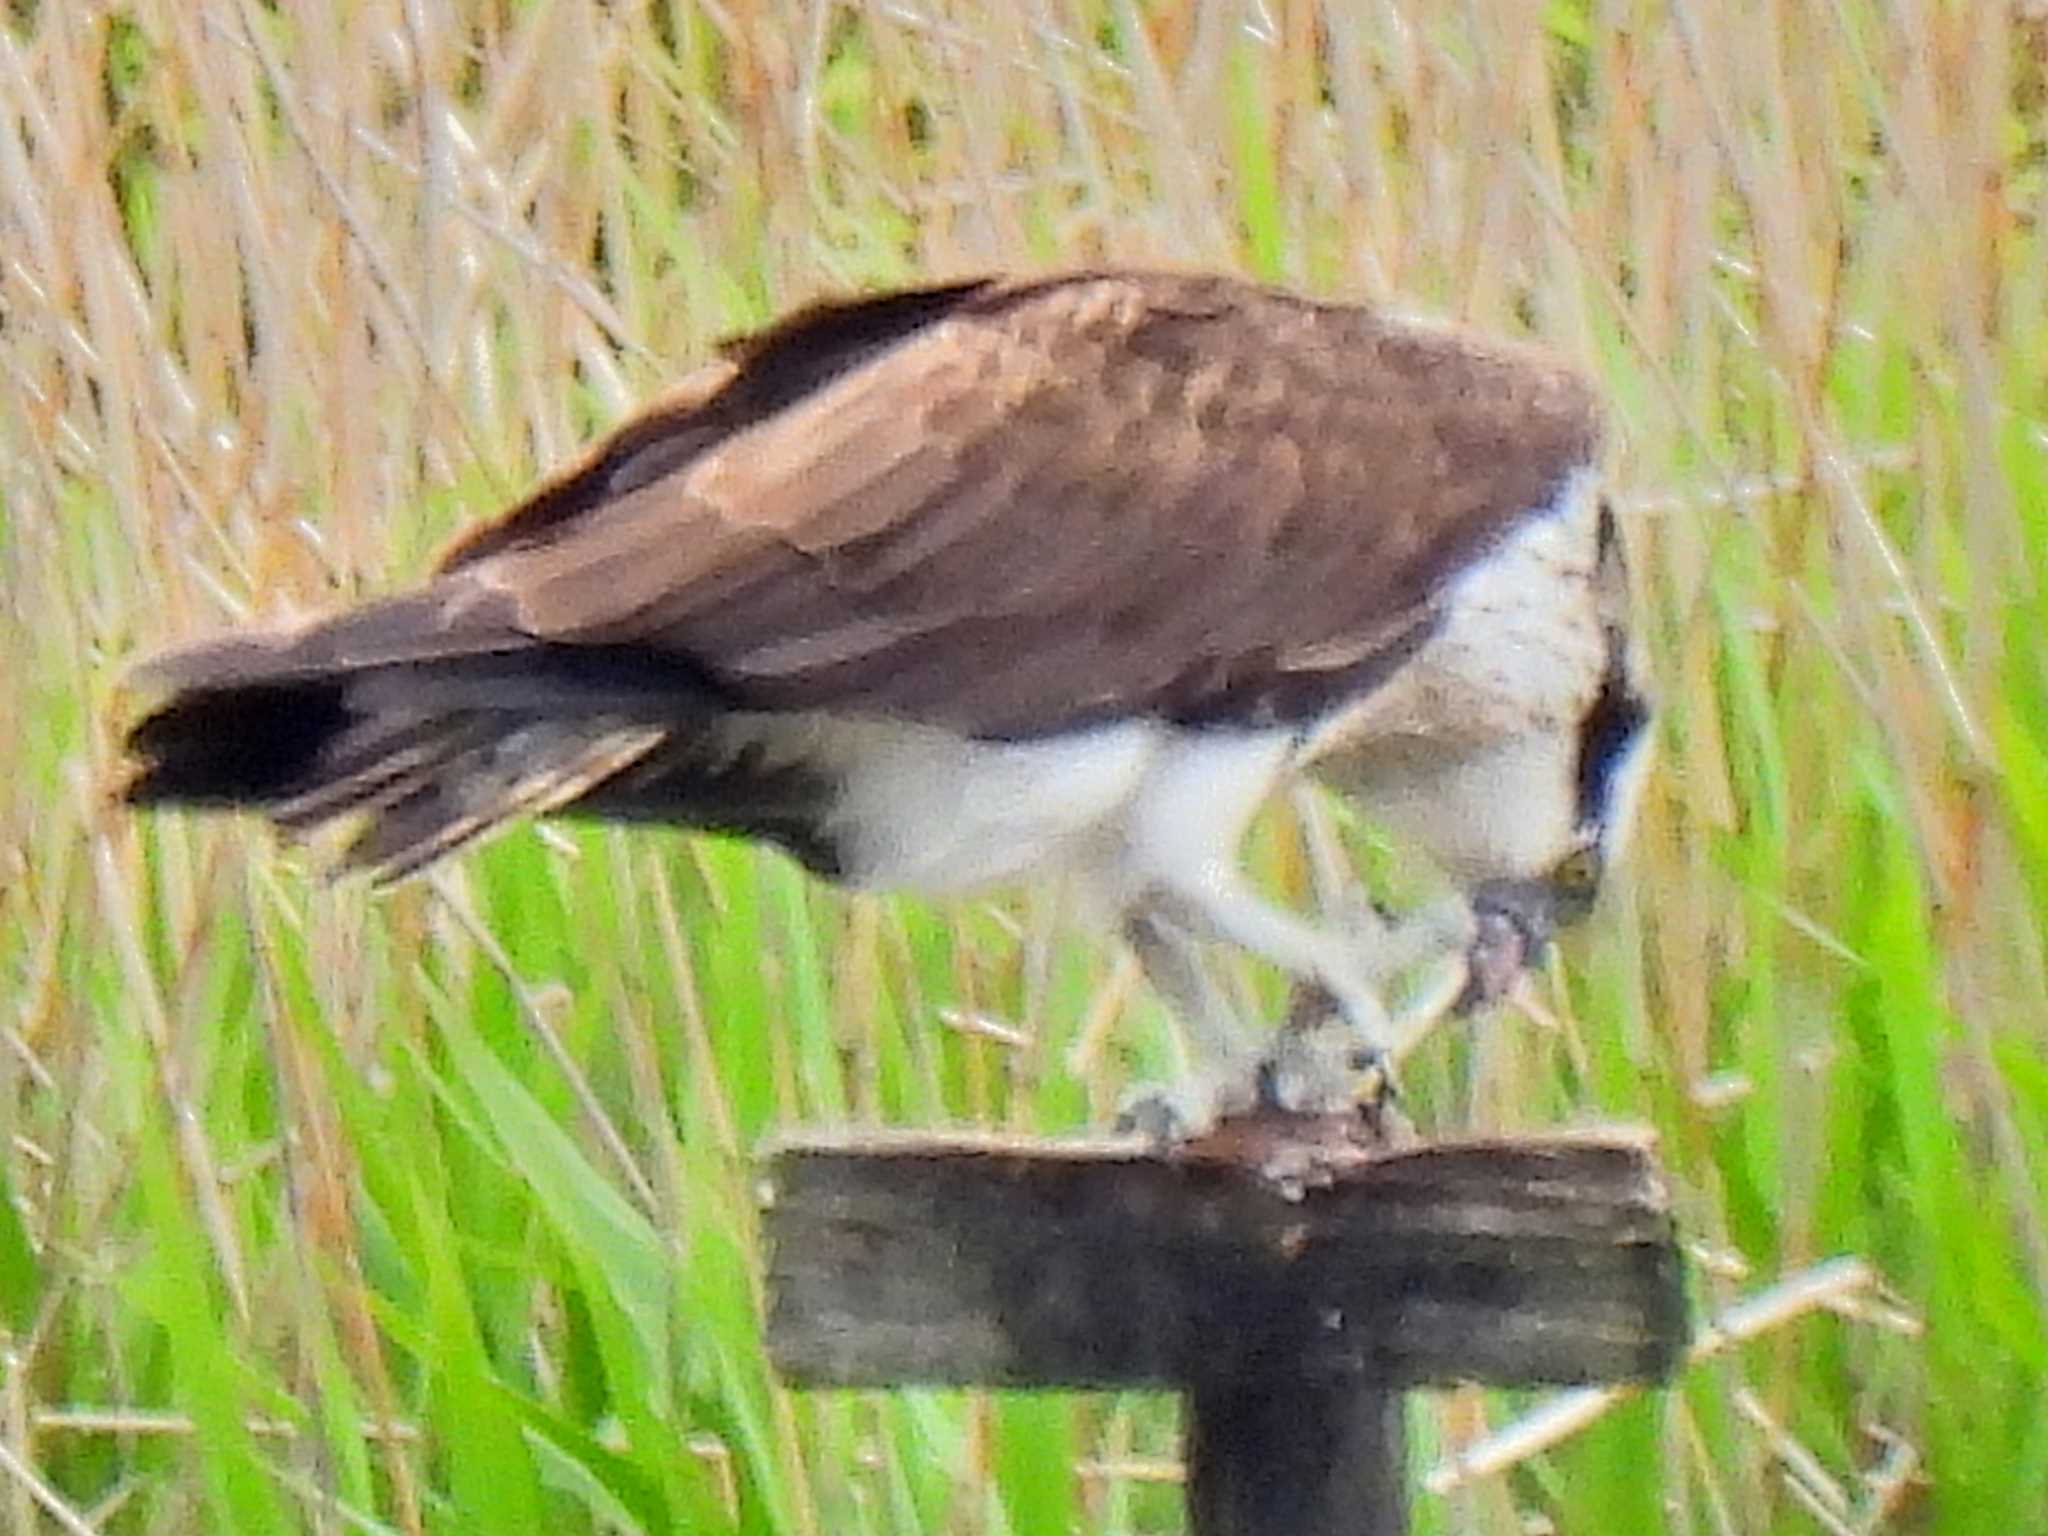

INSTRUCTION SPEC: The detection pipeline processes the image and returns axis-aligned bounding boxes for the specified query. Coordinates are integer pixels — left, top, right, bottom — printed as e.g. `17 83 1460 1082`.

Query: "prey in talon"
115 272 1648 1139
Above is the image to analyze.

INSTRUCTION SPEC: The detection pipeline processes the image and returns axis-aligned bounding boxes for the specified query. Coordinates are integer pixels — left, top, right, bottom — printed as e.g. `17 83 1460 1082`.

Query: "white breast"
1304 466 1610 882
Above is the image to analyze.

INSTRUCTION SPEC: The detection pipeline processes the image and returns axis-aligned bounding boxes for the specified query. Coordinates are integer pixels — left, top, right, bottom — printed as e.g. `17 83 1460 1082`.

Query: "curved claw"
1258 987 1401 1117
1114 1091 1192 1148
1345 1042 1401 1111
1115 1070 1254 1147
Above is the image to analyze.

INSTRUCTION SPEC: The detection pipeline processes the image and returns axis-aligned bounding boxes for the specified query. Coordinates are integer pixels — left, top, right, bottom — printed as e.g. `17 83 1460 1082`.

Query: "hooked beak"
1457 846 1604 1011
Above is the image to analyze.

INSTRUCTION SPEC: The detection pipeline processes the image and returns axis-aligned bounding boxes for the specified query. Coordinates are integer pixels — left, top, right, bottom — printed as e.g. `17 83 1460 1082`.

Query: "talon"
1115 1071 1250 1145
1115 1092 1189 1147
1346 1043 1401 1109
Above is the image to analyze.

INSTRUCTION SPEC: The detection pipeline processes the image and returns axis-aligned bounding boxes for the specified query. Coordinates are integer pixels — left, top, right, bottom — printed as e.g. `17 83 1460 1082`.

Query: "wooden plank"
762 1124 1686 1391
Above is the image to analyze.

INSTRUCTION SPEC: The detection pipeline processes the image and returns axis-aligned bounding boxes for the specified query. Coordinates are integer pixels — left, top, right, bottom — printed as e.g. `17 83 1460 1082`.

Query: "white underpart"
774 714 1297 916
806 713 1342 1063
820 717 1167 893
719 464 1616 1072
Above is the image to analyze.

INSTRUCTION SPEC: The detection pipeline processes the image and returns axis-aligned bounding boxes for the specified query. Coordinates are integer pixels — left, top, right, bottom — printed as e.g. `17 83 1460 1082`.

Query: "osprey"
122 271 1649 1125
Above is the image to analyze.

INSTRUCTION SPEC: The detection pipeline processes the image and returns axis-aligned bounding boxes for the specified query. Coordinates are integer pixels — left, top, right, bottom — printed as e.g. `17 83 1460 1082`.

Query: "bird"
120 270 1650 1129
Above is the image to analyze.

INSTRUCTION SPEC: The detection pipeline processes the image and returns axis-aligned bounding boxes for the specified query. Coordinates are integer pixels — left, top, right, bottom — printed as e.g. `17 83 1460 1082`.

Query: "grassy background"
3 1 2045 1531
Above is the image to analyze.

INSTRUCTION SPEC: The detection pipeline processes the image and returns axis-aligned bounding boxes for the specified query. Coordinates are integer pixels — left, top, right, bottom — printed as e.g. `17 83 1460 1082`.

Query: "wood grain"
762 1124 1686 1391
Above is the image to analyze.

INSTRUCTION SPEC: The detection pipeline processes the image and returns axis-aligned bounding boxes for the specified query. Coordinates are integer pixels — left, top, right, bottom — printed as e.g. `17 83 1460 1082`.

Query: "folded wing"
123 271 1600 877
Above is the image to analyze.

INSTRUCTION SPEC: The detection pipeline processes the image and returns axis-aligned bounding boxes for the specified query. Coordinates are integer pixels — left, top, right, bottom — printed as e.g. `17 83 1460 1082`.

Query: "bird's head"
1462 682 1653 1008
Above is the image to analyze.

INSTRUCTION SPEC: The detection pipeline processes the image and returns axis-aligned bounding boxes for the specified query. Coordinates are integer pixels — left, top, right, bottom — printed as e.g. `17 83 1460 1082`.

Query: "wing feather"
442 271 1600 737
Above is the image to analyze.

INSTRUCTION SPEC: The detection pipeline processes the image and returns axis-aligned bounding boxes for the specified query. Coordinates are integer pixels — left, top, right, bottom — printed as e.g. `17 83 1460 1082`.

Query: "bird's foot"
1118 983 1412 1164
1256 979 1401 1119
1114 1066 1261 1148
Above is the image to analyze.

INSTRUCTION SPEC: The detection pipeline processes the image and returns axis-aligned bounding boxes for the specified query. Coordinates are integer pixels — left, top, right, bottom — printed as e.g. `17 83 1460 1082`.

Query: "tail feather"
132 590 529 692
124 681 352 806
269 712 503 831
341 722 666 880
121 592 702 879
117 574 877 881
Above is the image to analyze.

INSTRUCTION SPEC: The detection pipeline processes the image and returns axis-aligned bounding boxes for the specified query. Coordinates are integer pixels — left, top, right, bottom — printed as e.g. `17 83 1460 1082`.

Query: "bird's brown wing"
123 272 1602 878
443 272 1601 739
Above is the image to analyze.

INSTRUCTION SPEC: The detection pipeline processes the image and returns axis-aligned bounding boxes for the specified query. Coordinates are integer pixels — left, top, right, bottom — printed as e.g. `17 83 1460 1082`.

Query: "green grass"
2 1 2045 1531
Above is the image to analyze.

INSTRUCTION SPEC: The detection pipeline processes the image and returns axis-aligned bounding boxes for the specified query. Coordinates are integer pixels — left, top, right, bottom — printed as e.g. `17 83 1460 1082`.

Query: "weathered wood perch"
762 1116 1686 1536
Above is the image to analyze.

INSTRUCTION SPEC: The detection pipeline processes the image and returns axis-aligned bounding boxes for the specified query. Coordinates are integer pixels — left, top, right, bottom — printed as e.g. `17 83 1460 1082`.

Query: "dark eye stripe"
1574 667 1649 830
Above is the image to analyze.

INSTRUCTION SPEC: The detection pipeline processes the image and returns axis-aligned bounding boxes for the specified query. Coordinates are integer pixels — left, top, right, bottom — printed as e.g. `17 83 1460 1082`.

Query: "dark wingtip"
715 275 997 370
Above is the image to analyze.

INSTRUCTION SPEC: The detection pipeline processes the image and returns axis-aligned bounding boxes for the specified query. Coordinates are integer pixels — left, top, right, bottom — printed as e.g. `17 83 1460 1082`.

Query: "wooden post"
762 1115 1685 1534
1187 1368 1408 1536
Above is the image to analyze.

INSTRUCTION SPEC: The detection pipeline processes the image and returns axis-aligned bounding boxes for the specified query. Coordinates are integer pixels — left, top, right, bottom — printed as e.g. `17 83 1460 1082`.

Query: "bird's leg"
1357 874 1585 1064
1289 784 1476 991
1121 877 1526 1130
1117 908 1263 1139
1324 889 1477 989
1122 908 1255 1065
1144 869 1401 1098
1322 886 1561 1071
